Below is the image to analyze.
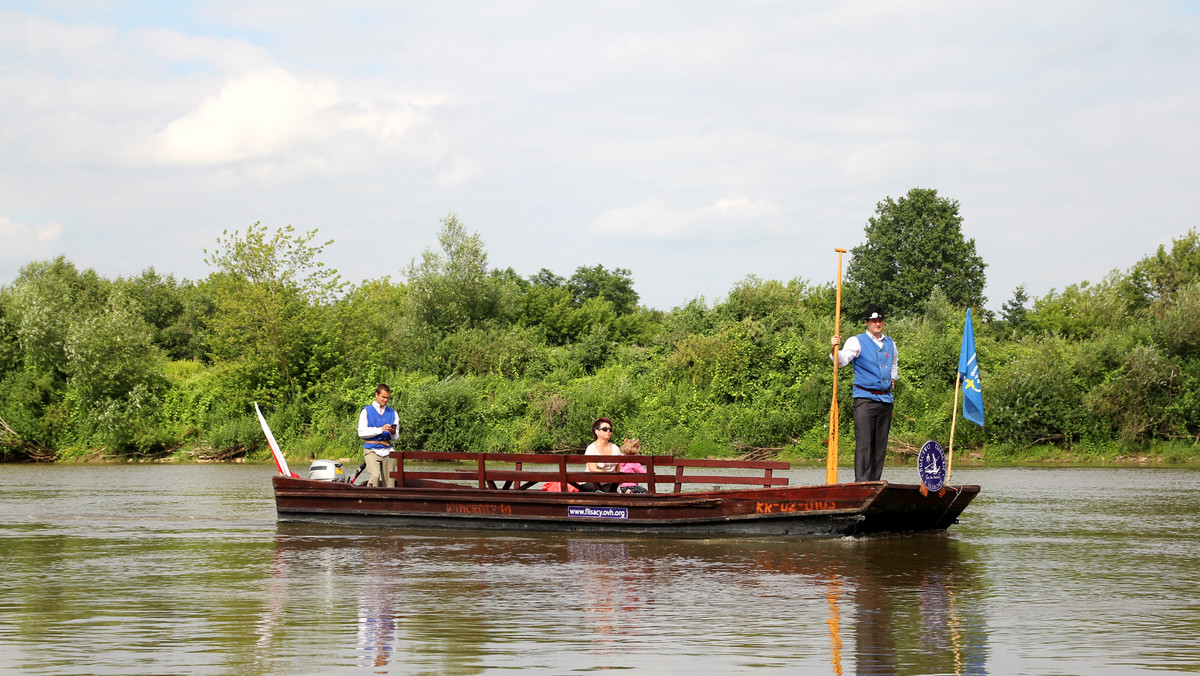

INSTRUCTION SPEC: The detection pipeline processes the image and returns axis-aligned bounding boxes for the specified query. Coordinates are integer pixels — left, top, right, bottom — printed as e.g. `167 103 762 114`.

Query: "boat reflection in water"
266 524 987 674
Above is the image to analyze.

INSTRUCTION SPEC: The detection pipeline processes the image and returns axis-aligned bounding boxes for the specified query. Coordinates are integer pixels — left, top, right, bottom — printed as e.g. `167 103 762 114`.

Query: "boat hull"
273 477 979 538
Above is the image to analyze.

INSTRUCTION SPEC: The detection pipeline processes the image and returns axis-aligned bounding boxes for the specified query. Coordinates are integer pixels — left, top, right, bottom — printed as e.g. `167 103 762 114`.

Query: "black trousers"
852 398 893 482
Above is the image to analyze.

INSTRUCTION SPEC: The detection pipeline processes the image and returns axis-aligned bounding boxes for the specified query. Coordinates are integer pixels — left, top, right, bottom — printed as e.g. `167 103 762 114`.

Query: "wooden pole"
827 248 847 485
948 372 961 479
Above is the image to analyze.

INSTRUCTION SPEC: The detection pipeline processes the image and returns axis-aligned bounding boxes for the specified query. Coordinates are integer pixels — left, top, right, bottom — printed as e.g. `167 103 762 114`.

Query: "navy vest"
851 332 895 403
362 405 397 451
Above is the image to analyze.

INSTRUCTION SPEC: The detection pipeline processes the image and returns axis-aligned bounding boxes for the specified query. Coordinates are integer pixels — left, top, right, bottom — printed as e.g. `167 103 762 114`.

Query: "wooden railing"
390 451 790 494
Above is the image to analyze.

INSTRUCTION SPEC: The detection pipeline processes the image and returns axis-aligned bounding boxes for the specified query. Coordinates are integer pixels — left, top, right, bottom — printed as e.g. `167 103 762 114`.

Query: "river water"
1 464 1198 675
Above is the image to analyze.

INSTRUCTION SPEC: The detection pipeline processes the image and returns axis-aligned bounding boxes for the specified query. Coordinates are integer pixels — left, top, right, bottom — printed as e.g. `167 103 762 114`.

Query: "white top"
585 441 619 473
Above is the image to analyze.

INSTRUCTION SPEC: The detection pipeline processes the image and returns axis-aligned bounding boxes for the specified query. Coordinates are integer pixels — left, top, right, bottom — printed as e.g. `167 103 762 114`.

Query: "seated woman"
618 438 648 494
582 417 621 492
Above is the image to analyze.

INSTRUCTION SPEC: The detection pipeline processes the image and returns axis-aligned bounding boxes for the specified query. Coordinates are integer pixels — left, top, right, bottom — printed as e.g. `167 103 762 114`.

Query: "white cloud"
153 68 341 165
150 67 438 168
2 2 1200 312
135 27 276 75
0 216 64 264
590 196 782 239
436 155 483 187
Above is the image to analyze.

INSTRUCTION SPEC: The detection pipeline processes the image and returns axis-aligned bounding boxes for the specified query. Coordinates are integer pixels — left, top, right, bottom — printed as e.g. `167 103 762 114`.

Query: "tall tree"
1000 284 1030 329
64 291 166 451
844 188 987 318
1119 228 1200 314
567 265 639 315
404 213 501 335
203 223 345 395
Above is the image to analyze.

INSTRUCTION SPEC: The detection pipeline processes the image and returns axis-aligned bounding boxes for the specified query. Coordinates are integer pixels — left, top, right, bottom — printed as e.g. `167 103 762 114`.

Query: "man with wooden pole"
831 302 899 483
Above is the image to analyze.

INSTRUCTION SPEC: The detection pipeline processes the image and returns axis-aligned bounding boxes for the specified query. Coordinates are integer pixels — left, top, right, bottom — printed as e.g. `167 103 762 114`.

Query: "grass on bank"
38 437 1200 468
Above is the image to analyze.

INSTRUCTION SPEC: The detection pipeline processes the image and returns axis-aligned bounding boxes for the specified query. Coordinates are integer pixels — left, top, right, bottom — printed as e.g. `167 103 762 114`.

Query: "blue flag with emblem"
958 308 985 427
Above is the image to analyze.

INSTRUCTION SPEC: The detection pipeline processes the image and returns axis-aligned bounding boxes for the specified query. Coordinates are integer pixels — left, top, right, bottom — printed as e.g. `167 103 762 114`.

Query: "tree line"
2 188 1198 464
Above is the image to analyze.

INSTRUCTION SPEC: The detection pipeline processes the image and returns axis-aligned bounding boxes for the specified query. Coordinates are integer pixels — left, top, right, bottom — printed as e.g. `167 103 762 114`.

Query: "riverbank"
18 440 1200 468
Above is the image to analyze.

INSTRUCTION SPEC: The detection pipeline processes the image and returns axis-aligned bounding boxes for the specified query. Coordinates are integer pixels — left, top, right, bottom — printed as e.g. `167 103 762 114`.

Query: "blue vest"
851 332 896 403
362 405 397 451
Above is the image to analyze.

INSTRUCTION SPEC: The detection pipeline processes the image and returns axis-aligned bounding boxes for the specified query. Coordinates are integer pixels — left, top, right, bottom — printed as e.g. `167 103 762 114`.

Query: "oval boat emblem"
918 440 947 492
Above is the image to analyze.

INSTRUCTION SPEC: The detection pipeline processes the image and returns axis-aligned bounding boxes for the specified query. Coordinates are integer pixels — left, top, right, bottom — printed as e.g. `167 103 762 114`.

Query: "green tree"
113 268 213 361
7 257 108 381
529 268 566 288
64 292 167 452
567 265 639 315
844 188 987 318
404 213 501 335
203 223 345 395
1000 284 1030 330
1026 276 1126 339
1120 228 1200 314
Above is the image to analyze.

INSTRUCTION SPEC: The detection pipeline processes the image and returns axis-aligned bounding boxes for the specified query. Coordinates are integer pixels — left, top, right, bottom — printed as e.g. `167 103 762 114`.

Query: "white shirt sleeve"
833 335 862 368
357 407 374 439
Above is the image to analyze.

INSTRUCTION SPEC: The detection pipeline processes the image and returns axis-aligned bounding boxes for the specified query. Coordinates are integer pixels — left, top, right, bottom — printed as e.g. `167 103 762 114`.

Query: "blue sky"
2 1 1199 312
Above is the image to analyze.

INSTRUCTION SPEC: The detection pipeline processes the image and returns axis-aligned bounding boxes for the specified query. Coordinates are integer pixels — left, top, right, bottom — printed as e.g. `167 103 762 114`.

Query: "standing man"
831 305 898 482
358 384 399 487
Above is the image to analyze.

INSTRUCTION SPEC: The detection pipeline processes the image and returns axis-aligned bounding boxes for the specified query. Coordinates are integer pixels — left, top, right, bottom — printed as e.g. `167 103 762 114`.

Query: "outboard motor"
308 459 347 482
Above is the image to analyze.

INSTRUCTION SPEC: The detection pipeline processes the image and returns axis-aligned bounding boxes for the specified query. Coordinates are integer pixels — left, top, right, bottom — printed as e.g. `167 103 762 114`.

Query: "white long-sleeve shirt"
358 402 399 456
833 333 899 381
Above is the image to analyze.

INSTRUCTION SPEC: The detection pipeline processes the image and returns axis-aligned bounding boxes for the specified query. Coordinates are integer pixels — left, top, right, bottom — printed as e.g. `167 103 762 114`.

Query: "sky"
2 1 1199 312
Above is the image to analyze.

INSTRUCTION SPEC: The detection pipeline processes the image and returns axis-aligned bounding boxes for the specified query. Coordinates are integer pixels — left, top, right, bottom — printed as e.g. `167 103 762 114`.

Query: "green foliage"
8 257 107 380
9 210 1200 465
1120 228 1200 313
1026 275 1127 339
63 292 168 452
0 369 59 459
1000 284 1030 332
567 265 639 316
844 187 987 319
404 213 501 335
207 415 264 457
397 377 487 453
1156 282 1200 359
204 223 346 398
431 326 551 378
1086 344 1185 443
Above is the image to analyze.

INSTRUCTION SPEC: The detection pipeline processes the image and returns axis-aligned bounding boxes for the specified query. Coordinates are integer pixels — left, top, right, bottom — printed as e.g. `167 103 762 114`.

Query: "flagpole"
827 248 847 485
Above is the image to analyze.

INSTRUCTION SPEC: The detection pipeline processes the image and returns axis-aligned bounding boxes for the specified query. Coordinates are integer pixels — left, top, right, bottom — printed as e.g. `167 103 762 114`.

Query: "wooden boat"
272 451 979 537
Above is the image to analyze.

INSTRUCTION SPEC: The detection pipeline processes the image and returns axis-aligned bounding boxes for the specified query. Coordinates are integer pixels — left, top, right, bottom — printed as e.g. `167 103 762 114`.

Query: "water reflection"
357 546 398 670
11 466 1194 674
268 525 987 674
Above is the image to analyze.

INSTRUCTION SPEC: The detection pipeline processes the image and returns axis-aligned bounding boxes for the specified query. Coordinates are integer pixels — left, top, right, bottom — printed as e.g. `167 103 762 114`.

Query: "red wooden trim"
389 450 788 491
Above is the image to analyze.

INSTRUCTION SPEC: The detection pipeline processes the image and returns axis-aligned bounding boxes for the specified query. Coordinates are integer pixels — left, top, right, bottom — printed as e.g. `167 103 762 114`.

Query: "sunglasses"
596 426 611 432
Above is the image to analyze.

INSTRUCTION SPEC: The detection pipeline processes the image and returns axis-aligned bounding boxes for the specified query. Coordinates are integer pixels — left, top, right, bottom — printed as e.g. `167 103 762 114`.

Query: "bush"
398 377 487 452
206 415 263 457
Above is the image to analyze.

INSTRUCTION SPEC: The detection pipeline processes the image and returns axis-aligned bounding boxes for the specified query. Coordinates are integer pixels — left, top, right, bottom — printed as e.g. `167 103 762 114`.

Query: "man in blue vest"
358 384 399 487
831 305 898 482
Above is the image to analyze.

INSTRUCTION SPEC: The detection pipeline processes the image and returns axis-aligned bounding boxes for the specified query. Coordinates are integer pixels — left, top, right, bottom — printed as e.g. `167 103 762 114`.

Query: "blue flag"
958 308 985 427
